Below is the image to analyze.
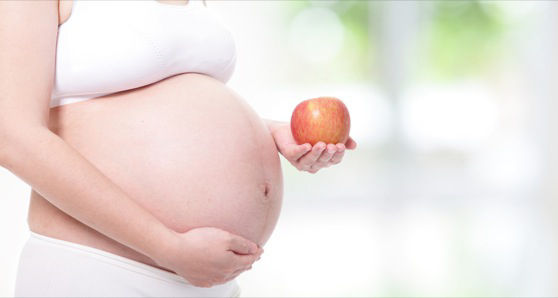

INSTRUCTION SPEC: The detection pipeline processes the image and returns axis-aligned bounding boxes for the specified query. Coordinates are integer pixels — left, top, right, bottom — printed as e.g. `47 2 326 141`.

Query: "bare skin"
32 71 284 265
0 0 355 288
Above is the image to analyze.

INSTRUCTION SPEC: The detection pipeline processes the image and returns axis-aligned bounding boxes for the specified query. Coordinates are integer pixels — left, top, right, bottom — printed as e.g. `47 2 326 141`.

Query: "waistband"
29 231 192 285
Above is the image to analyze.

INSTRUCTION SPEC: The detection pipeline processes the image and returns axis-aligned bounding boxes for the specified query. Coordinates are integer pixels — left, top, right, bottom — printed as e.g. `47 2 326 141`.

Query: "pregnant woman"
0 0 356 297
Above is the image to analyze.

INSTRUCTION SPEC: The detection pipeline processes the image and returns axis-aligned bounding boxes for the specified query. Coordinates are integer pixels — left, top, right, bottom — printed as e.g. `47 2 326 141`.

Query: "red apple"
290 97 351 146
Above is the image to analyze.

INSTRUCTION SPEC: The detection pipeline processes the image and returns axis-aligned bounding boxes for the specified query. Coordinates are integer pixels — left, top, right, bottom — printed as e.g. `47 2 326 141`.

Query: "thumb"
228 234 258 255
287 143 311 161
345 137 357 150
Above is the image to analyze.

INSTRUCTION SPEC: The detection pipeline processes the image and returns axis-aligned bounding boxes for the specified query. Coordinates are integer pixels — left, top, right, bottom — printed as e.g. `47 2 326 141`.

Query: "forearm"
1 126 175 262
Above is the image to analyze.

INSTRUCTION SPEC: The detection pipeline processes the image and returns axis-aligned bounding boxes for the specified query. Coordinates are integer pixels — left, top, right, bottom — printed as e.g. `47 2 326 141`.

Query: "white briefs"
14 232 241 297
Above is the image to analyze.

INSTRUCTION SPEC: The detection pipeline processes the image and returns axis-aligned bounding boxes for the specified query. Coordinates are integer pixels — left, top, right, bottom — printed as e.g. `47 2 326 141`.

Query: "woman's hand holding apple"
270 122 356 174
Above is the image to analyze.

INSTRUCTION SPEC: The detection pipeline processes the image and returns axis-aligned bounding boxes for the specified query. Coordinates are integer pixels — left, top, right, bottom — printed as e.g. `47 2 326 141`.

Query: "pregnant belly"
38 73 283 255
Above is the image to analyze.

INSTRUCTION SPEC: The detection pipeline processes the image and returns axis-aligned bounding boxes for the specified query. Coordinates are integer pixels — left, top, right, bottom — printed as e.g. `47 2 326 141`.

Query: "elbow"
0 129 9 168
0 125 49 170
0 128 16 169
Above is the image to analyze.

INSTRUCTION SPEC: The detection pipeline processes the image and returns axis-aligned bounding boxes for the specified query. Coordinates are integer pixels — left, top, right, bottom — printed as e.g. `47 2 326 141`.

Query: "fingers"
201 247 262 287
297 142 326 165
227 234 258 255
293 138 354 173
226 247 262 283
196 249 261 287
317 144 337 163
285 143 312 161
234 247 263 267
330 143 346 164
345 137 357 150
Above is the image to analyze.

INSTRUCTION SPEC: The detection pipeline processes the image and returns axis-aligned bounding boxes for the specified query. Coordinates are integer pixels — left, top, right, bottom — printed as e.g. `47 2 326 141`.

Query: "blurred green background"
219 1 558 296
1 0 557 296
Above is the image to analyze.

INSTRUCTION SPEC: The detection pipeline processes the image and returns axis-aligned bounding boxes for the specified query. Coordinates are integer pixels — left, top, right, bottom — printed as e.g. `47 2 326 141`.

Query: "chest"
52 0 236 100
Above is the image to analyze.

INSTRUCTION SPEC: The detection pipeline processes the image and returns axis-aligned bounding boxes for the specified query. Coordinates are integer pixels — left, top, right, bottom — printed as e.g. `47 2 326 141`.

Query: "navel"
259 181 271 200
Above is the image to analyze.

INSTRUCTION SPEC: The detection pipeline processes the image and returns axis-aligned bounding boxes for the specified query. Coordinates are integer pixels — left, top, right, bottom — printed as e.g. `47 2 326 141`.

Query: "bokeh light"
288 7 345 64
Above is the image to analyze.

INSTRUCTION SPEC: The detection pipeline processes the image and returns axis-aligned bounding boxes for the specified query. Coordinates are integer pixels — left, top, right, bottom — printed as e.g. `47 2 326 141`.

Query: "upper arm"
0 0 59 132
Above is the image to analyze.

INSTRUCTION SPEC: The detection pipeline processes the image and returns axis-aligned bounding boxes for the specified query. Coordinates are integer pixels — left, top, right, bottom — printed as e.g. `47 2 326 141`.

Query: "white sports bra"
50 0 237 108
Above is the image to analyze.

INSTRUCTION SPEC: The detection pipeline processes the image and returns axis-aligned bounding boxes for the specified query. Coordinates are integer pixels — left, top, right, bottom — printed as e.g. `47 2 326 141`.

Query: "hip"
15 231 241 297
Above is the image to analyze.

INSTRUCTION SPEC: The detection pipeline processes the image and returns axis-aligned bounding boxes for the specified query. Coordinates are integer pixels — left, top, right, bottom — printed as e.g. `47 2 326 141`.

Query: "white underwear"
15 232 241 297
